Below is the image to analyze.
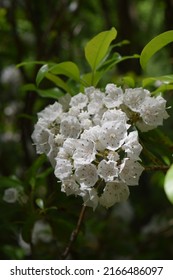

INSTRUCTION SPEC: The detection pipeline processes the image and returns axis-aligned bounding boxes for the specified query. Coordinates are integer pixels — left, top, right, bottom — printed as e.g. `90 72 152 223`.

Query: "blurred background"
0 0 173 260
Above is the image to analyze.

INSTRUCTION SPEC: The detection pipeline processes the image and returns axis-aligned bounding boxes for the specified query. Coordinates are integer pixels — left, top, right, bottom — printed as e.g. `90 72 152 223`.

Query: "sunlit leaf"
140 30 173 70
82 53 139 86
36 64 49 86
36 62 80 91
122 76 135 88
142 75 173 87
164 164 173 204
49 61 80 81
98 53 139 72
85 27 117 72
81 72 103 87
97 52 121 71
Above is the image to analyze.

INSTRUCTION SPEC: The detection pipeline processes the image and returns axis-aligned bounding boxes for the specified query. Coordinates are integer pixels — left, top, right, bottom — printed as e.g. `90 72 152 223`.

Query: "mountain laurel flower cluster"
32 84 169 209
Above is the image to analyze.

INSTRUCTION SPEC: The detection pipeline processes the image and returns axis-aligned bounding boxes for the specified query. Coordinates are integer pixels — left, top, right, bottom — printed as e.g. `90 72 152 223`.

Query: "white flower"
80 118 93 130
61 177 80 196
38 102 63 122
119 158 144 186
80 188 99 210
3 188 18 203
101 109 128 125
98 160 118 181
78 111 92 129
81 126 105 151
32 83 169 209
62 138 77 156
56 147 69 159
75 164 98 187
139 95 169 128
54 133 64 146
99 121 127 151
85 87 104 101
47 133 60 167
70 92 88 109
122 88 169 132
31 120 52 154
60 115 81 138
81 126 100 141
68 106 81 117
92 107 107 125
107 151 120 161
135 120 156 132
123 88 150 112
54 158 72 180
99 182 130 208
103 83 123 108
84 86 96 98
122 131 142 160
87 88 105 115
87 100 103 115
78 110 90 121
73 139 96 167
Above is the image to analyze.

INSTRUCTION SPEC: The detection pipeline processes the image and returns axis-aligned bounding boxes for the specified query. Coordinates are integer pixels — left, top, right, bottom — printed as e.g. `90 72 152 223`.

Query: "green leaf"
81 72 103 87
142 75 173 87
85 27 117 72
49 61 80 82
37 88 64 99
36 167 53 179
97 52 120 71
36 64 49 86
152 84 173 94
82 52 139 87
155 129 173 148
98 53 139 72
164 164 173 204
140 30 173 70
0 176 22 189
22 84 64 100
45 72 72 93
21 83 36 92
36 62 80 89
26 155 47 189
35 198 44 210
122 76 135 88
17 61 49 68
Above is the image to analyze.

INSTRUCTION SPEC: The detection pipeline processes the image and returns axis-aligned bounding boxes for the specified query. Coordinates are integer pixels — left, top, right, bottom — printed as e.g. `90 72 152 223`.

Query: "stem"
61 205 87 259
144 165 169 171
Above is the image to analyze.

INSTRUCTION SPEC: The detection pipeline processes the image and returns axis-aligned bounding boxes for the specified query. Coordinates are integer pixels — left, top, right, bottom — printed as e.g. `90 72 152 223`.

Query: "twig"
145 165 170 171
61 205 87 259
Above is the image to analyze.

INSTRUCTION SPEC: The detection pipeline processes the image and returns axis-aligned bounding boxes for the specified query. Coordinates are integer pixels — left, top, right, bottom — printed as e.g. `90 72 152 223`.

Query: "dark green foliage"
1 0 173 260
